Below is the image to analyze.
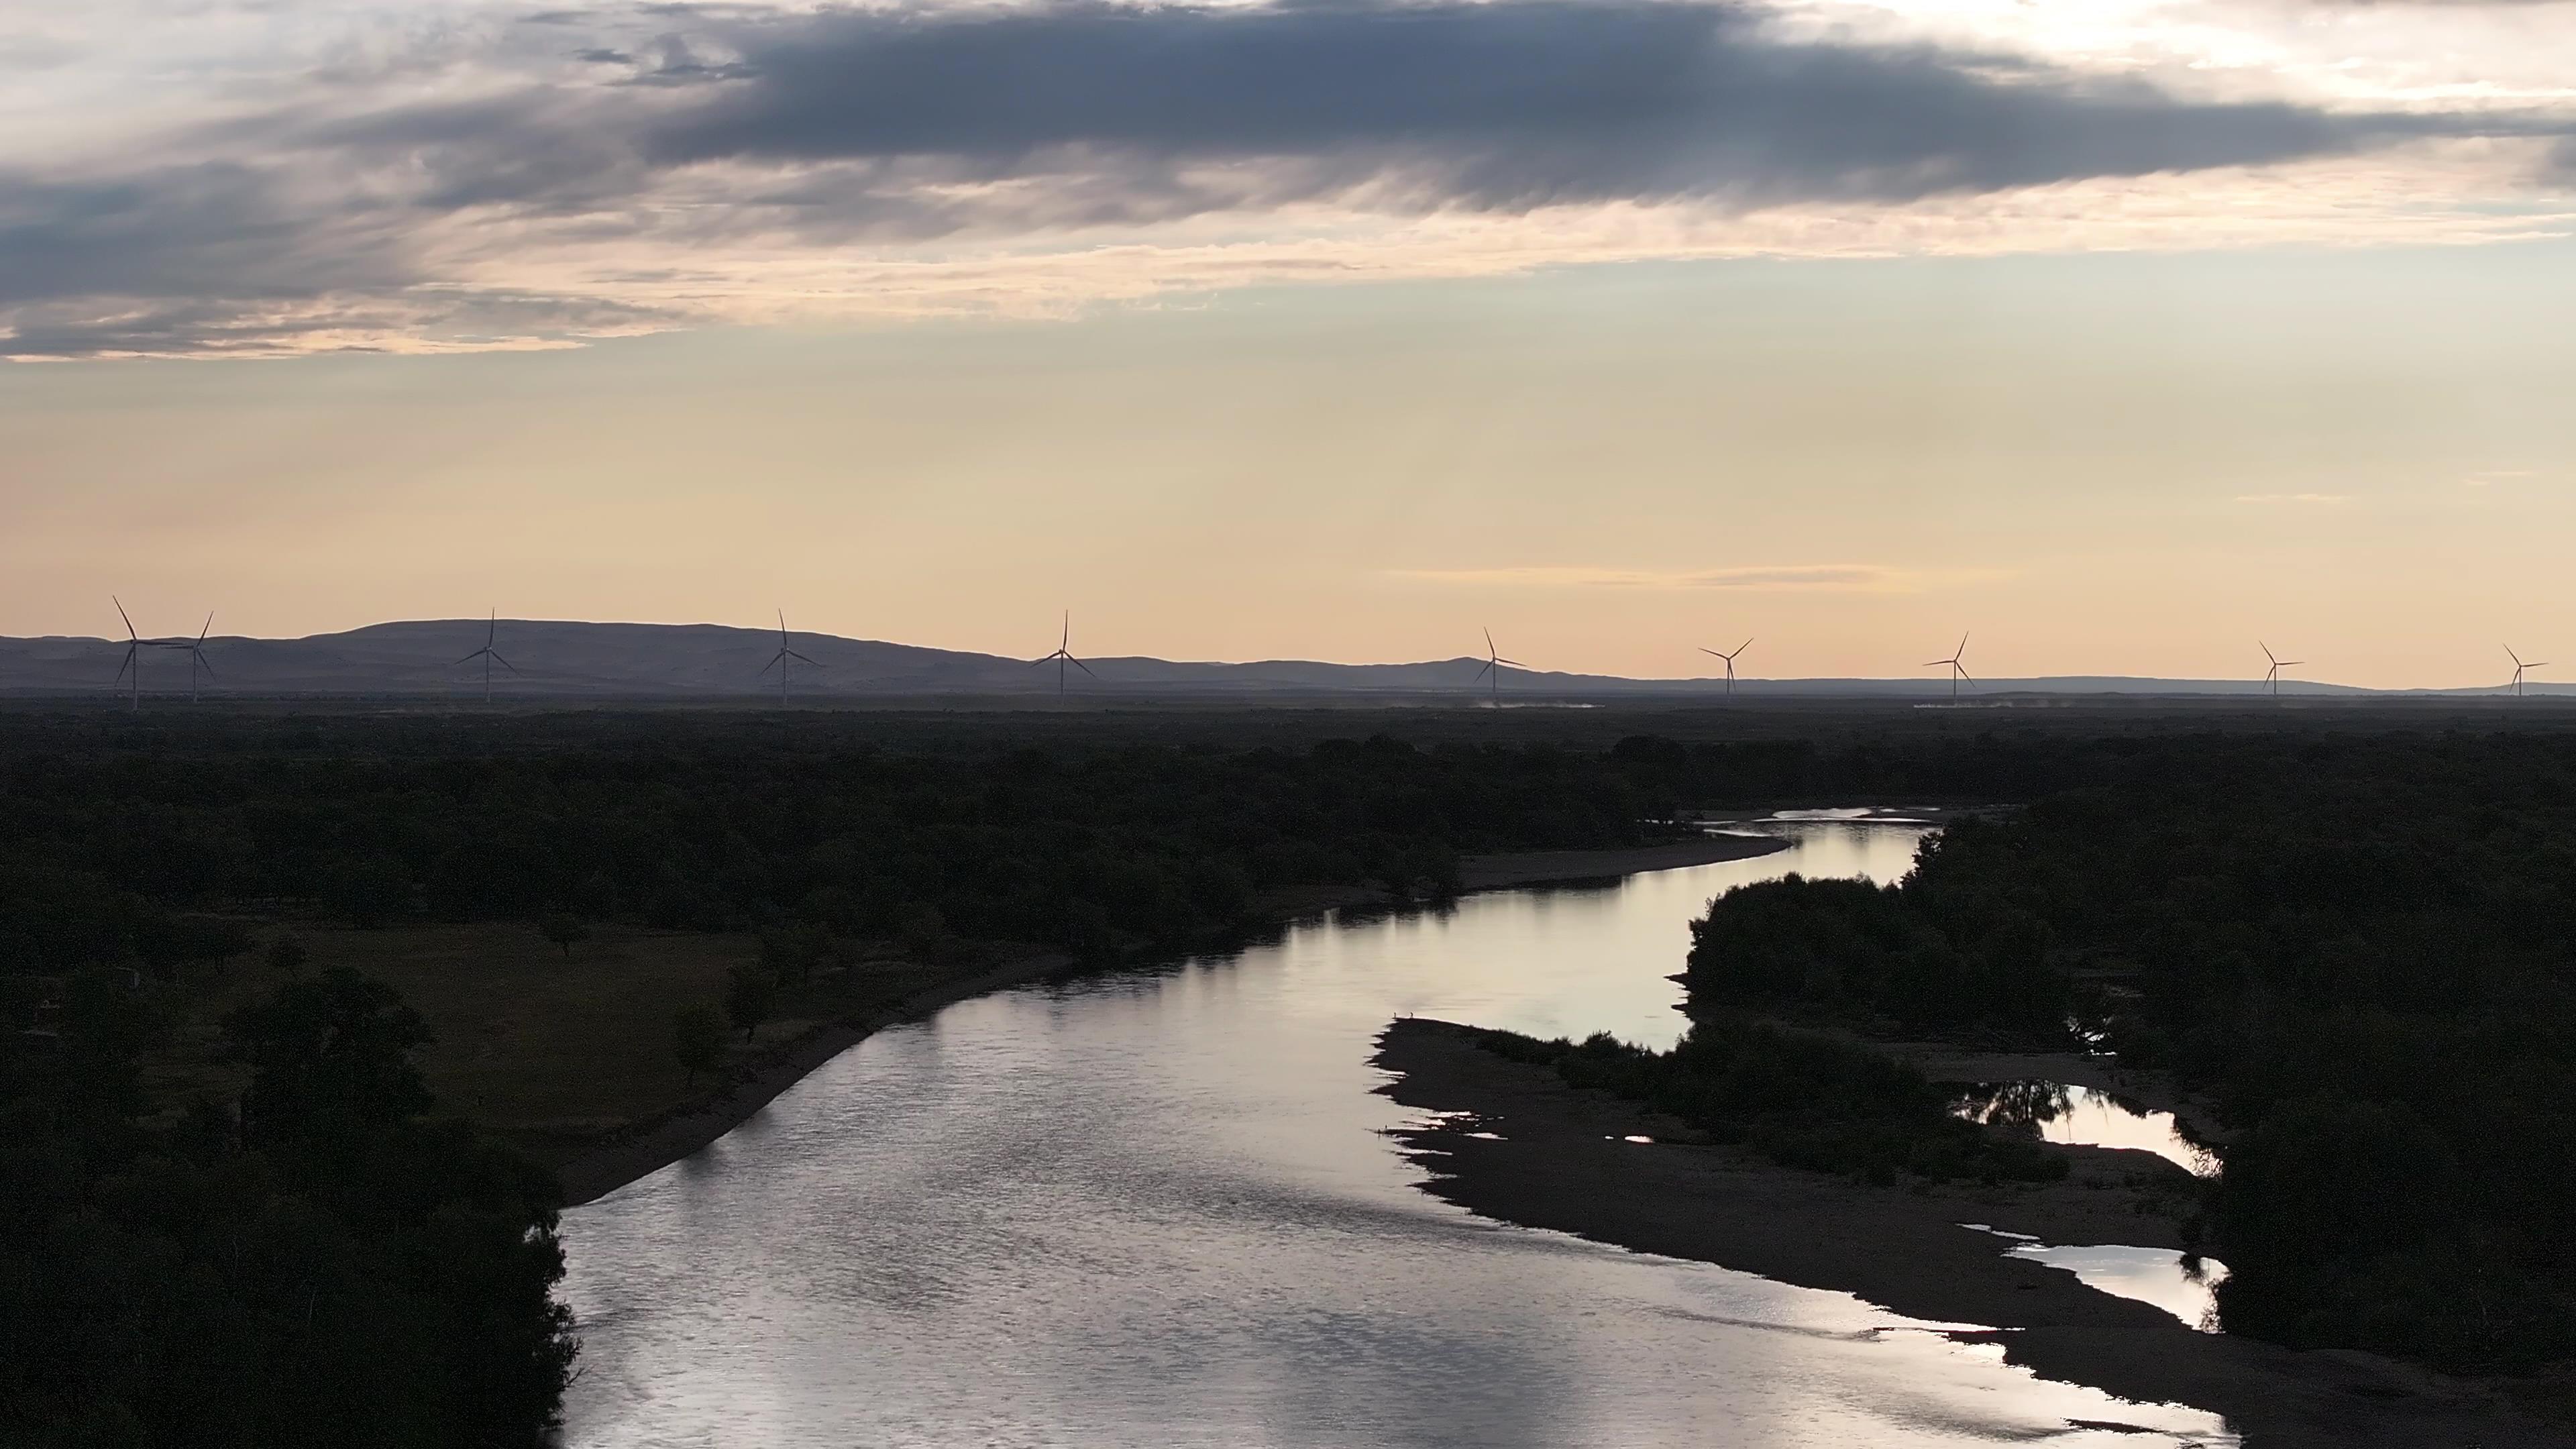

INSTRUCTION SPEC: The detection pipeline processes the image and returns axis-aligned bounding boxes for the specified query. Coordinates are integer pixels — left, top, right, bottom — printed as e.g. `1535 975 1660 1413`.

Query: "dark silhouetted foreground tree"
674 1004 727 1087
0 967 576 1446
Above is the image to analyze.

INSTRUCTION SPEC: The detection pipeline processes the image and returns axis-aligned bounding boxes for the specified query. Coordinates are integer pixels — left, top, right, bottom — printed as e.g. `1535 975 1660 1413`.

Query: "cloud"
4 0 2571 358
1390 564 1942 592
647 1 2413 209
2231 492 2352 504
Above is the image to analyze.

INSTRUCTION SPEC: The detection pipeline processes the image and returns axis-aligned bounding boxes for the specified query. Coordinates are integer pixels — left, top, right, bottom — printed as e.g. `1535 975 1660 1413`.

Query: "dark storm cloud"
6 0 2565 358
648 1 2412 210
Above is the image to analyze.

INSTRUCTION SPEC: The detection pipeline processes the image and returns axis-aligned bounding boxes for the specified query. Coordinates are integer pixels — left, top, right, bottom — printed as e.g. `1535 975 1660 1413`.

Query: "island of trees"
1507 728 2576 1387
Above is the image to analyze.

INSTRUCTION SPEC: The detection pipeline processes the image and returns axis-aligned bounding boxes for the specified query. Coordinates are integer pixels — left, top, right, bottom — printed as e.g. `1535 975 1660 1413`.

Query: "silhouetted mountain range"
0 619 2563 700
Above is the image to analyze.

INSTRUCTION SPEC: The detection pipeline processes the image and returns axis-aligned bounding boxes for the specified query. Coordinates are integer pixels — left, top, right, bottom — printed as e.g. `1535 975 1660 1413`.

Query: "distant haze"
5 619 2563 701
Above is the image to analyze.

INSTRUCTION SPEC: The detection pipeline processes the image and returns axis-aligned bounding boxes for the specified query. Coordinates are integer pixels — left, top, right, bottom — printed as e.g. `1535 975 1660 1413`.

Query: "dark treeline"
0 731 1678 971
0 712 2347 978
1680 731 2576 1379
1 966 574 1446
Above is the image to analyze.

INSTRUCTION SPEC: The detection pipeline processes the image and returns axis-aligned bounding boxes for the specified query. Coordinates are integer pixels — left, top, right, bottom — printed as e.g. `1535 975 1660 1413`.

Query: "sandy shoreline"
556 832 1786 1208
1373 1018 2571 1448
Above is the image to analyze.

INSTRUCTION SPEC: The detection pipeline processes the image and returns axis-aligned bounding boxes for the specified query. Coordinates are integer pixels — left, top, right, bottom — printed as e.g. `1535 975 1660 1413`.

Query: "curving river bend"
561 818 2235 1448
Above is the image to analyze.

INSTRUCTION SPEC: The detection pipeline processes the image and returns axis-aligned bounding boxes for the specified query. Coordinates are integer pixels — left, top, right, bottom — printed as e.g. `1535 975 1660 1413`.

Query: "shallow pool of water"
1963 1226 2231 1334
1951 1082 2220 1177
559 820 2237 1448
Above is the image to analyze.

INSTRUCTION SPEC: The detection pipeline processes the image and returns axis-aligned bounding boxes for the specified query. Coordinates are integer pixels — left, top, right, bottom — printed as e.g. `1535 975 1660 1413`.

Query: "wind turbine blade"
198 612 213 643
113 647 133 684
1062 612 1071 651
1028 655 1047 667
1957 667 1976 688
2261 641 2276 665
787 649 820 666
1496 657 1525 667
1474 659 1493 681
1699 647 1725 659
193 652 217 680
115 596 136 640
1923 660 1948 668
759 651 784 678
1735 638 1753 657
1955 633 1969 657
487 611 498 648
1071 656 1098 678
1484 627 1497 657
455 649 485 667
492 654 517 674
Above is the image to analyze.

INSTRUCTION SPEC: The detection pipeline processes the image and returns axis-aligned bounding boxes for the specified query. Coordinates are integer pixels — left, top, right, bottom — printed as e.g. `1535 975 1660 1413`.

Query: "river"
559 817 2236 1448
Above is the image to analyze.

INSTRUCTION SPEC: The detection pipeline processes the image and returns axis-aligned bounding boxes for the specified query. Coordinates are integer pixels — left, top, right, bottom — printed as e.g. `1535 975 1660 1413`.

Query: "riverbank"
556 832 1789 1206
557 949 1074 1205
1375 1017 2575 1449
1455 832 1787 890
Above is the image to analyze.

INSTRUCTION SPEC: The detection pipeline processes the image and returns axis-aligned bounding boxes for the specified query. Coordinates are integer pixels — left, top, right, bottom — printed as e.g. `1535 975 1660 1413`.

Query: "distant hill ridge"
0 618 2559 699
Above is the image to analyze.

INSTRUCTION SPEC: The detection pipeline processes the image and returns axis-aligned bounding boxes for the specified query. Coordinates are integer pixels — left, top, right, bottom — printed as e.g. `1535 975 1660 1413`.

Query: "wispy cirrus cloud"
1389 564 1972 592
4 0 2573 359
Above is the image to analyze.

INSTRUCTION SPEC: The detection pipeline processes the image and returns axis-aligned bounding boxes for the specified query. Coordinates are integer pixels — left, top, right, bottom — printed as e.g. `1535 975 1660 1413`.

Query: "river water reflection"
561 819 2237 1448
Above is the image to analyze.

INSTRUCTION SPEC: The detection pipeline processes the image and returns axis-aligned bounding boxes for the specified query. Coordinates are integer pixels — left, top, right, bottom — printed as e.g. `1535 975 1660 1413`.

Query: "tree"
264 933 309 977
319 853 413 930
896 903 950 963
673 1004 727 1087
224 965 434 1144
537 912 590 959
5 969 578 1446
758 921 830 985
723 961 776 1042
570 870 620 920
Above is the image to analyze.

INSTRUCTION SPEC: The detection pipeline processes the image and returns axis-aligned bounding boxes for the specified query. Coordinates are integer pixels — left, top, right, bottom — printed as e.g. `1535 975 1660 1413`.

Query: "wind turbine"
455 610 516 705
170 612 217 703
109 597 144 711
1473 628 1525 704
1924 633 1972 701
2260 641 2302 698
1030 612 1095 697
761 610 820 705
2506 645 2547 698
1699 637 1753 698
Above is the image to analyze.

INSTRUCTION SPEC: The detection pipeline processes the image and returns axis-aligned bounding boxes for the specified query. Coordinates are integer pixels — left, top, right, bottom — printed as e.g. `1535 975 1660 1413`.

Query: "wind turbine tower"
1699 637 1752 698
2260 642 2302 698
1031 612 1096 697
456 611 517 705
1924 633 1973 701
1473 628 1525 705
761 610 820 705
110 598 144 711
2506 645 2548 698
170 613 217 703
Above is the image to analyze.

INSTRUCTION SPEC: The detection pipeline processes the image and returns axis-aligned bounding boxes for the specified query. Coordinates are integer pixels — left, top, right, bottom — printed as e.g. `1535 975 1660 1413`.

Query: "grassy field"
146 921 981 1168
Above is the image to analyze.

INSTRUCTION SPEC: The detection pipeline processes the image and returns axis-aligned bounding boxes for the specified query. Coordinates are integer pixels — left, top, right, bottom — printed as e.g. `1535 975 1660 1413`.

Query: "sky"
4 0 2573 687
